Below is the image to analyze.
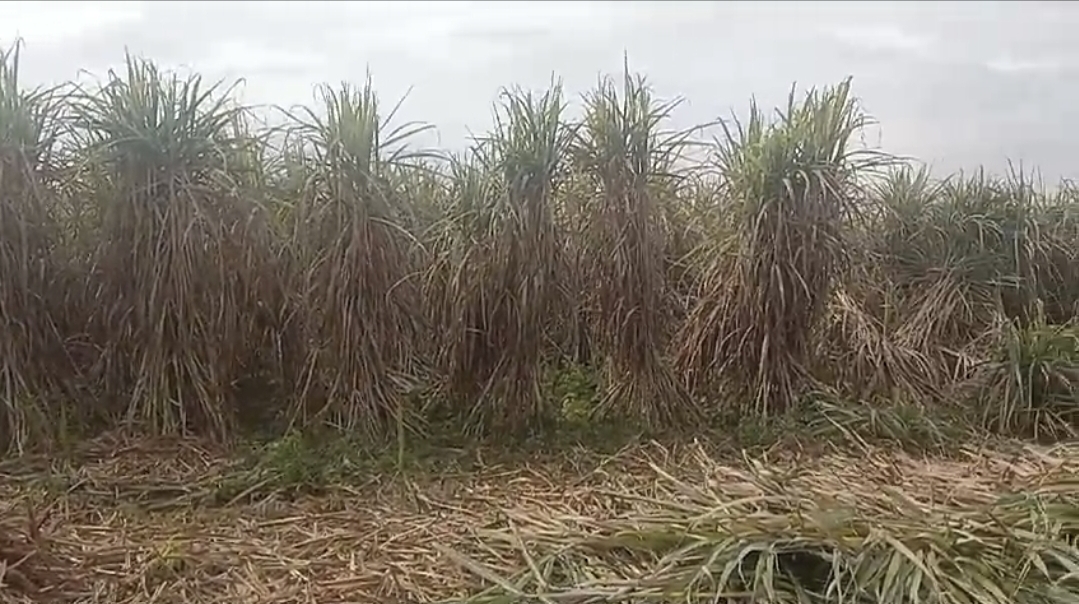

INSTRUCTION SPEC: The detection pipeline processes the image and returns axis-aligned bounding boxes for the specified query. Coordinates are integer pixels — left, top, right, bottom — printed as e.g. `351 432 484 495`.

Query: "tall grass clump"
572 69 700 426
284 78 431 438
425 154 493 371
221 119 292 426
663 175 729 310
437 84 572 433
870 169 1044 383
963 307 1079 439
1031 182 1079 323
72 55 264 439
815 165 943 402
678 79 886 417
0 42 72 453
4 46 1079 451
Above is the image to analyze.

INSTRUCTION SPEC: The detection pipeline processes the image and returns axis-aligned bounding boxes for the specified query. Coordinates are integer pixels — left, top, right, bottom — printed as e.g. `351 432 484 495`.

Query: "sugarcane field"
1 41 1078 603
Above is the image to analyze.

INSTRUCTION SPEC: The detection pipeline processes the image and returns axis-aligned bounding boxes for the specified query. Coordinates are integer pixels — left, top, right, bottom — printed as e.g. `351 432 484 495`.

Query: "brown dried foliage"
573 70 700 426
282 80 430 438
70 55 269 440
678 79 889 417
0 42 76 454
436 85 572 433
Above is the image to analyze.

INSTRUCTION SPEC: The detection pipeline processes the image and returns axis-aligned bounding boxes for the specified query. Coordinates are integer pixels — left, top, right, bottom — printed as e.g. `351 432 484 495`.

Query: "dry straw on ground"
1 437 1076 603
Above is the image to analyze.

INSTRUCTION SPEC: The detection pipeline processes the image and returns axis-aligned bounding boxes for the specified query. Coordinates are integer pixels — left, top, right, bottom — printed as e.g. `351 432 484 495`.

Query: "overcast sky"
3 1 1078 179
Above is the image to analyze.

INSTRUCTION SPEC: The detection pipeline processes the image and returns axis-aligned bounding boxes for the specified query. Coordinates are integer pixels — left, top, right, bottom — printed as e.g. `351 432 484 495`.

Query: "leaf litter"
1 436 1077 603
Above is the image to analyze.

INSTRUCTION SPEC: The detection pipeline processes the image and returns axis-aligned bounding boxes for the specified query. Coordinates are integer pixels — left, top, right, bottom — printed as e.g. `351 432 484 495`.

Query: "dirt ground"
1 435 1075 604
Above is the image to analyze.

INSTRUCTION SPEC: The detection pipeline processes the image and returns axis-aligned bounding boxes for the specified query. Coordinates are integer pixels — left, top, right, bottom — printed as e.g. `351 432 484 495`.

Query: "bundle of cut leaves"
442 452 1079 603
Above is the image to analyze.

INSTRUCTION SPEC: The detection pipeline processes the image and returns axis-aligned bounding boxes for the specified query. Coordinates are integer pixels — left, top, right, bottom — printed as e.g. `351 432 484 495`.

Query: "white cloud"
2 1 1079 178
823 24 935 57
0 1 145 48
984 55 1064 75
197 40 326 76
